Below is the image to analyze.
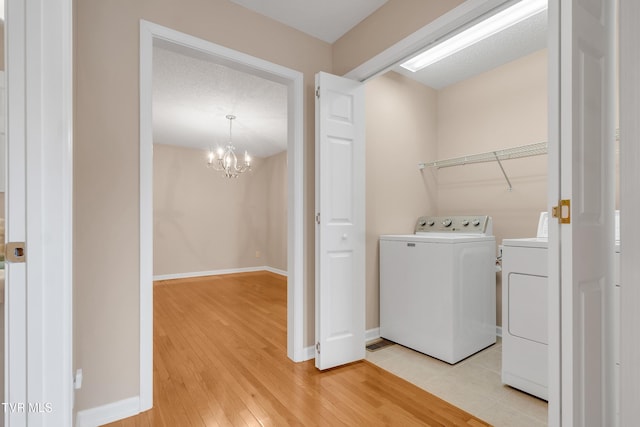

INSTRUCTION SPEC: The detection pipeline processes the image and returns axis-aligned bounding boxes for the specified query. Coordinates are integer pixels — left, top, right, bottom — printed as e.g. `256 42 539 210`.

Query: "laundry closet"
363 22 551 423
366 46 549 336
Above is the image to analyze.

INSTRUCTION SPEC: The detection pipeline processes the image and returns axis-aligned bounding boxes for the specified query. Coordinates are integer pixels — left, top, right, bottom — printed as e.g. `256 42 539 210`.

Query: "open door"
5 0 74 425
314 71 365 370
548 0 616 425
5 1 29 424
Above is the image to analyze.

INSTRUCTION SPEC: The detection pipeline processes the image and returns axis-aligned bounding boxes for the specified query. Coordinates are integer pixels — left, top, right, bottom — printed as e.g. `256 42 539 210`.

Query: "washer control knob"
427 220 435 226
462 219 470 226
442 218 453 227
418 219 427 227
472 219 481 227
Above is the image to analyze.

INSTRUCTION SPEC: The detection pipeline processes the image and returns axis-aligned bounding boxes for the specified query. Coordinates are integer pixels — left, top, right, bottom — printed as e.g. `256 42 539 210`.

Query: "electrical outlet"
74 368 83 390
255 250 261 258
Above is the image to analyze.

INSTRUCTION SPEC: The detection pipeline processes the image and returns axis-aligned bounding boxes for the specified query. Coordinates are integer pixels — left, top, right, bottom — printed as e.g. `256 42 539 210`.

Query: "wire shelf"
419 141 548 169
418 141 549 191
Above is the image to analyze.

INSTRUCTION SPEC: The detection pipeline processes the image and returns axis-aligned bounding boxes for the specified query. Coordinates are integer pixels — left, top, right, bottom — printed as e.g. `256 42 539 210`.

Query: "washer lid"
380 233 495 243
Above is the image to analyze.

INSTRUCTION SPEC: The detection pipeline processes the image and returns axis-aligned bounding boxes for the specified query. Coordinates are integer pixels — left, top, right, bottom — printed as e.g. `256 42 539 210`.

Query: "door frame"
619 0 640 424
139 20 305 410
5 0 74 424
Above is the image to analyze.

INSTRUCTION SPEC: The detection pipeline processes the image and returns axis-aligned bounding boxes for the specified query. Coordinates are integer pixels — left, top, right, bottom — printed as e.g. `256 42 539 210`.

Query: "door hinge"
316 86 320 99
5 242 26 263
315 213 320 225
316 342 320 354
552 199 571 224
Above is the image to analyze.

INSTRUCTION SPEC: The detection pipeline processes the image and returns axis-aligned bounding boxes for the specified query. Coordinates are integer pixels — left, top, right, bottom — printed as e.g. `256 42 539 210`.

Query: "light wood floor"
105 272 490 426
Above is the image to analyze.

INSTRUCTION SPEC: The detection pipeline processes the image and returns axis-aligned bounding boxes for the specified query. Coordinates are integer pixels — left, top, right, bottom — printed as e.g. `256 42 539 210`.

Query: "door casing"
139 20 305 411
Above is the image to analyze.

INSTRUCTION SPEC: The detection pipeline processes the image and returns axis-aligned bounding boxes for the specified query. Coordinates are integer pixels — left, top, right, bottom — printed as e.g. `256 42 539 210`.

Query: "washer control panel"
415 215 491 234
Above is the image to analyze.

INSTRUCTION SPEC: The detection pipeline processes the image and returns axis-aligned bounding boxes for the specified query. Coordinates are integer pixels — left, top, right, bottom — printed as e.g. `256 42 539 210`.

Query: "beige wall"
74 0 331 412
73 0 478 414
436 49 549 325
263 151 288 270
153 145 287 276
365 71 438 329
332 0 464 76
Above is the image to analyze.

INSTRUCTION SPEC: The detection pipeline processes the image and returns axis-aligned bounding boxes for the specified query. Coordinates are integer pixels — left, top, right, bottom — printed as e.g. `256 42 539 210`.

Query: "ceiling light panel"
400 0 548 72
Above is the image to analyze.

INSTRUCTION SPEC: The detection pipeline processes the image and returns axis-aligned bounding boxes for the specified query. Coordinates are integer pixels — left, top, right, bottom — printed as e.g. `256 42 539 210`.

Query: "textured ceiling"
152 3 547 157
229 0 388 43
152 44 288 159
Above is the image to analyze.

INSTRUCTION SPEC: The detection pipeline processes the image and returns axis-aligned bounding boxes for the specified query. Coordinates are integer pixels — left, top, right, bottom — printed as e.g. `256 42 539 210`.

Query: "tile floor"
366 339 548 427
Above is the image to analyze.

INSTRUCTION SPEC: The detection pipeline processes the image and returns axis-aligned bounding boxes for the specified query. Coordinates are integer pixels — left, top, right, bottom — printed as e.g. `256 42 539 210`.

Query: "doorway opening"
139 21 305 410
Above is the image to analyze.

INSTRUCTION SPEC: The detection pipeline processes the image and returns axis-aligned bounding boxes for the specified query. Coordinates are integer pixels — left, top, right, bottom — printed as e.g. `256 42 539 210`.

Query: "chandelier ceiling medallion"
207 114 251 178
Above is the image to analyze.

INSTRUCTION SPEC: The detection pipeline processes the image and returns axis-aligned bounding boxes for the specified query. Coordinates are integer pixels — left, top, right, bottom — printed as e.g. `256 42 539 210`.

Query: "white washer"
501 212 620 401
380 216 496 364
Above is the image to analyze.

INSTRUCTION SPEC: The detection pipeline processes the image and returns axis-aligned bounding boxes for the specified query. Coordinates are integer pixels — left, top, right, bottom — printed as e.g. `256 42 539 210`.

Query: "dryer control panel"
415 215 492 235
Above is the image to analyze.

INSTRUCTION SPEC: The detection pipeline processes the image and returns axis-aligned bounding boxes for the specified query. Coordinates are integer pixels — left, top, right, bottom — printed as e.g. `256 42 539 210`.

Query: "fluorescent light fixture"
400 0 548 72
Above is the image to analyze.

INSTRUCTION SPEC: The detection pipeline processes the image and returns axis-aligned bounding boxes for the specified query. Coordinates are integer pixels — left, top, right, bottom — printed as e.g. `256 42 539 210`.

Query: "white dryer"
501 213 549 400
501 211 620 401
380 216 496 364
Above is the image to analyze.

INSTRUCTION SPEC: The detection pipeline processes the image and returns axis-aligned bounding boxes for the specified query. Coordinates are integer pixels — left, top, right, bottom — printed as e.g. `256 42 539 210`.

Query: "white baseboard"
153 266 288 281
76 396 140 427
303 327 382 361
365 327 381 343
264 266 288 277
303 344 315 360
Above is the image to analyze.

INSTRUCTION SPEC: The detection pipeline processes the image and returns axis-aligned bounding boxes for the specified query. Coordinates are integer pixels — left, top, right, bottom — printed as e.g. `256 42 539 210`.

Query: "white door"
5 0 29 423
548 0 616 425
315 71 365 370
5 0 74 425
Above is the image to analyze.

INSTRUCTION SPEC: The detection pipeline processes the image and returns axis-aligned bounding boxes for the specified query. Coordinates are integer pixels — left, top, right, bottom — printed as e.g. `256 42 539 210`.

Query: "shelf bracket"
493 151 512 191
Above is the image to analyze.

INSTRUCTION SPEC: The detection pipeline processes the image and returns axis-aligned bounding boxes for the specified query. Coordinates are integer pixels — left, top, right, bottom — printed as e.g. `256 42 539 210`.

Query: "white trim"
303 345 315 361
140 20 305 412
139 21 154 412
365 327 381 343
264 266 288 277
75 396 140 427
546 2 561 424
343 0 512 81
496 326 503 338
38 0 75 421
153 266 288 281
619 1 640 424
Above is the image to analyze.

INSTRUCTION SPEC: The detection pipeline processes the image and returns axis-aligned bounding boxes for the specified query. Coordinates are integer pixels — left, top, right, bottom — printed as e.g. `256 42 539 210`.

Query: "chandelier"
207 114 251 178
